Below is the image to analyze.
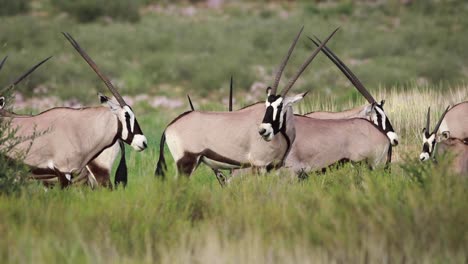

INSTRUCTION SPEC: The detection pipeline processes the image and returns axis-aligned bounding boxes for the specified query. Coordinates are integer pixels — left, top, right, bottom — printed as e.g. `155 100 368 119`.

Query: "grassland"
0 86 467 263
1 1 468 102
1 1 468 263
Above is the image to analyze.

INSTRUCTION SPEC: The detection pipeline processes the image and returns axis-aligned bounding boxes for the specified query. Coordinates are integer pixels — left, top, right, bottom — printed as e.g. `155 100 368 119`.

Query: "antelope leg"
53 167 72 188
298 168 309 181
212 169 227 187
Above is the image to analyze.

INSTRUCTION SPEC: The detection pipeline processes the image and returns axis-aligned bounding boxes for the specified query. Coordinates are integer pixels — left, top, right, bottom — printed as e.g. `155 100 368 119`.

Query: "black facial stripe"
422 142 430 153
262 106 274 123
376 111 383 128
133 119 143 135
375 105 395 133
124 112 134 144
385 118 395 133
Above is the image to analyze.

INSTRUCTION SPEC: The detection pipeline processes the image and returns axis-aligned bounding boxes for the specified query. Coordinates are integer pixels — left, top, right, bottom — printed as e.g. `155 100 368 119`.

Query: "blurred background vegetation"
0 0 467 104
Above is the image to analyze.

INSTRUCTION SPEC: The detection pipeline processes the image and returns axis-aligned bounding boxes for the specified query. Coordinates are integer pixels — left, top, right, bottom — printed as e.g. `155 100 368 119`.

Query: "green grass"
1 85 467 263
1 1 468 102
1 1 468 263
0 136 466 263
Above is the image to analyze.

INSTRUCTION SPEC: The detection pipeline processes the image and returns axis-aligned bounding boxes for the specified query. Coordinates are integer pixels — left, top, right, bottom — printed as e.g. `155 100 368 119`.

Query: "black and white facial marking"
259 87 285 141
369 100 399 146
0 97 5 109
100 94 147 152
419 128 436 161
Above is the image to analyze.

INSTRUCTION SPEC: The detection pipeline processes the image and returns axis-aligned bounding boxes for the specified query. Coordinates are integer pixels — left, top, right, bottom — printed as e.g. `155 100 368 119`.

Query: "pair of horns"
308 36 376 104
62 32 127 107
425 106 450 136
271 26 340 97
0 55 52 95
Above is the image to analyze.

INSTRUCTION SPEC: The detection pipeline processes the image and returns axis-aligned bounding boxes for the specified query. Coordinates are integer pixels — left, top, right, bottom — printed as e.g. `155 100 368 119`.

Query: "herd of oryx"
0 27 466 189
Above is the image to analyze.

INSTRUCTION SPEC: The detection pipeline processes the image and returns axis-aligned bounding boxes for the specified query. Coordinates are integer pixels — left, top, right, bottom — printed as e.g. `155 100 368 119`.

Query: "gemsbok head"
308 37 399 146
420 106 450 161
63 33 147 152
258 27 339 142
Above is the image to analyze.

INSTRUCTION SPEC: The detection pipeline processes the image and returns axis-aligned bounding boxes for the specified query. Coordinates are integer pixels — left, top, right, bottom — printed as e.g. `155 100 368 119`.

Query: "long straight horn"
425 107 431 136
309 36 376 104
0 56 7 72
1 56 52 95
62 32 127 106
271 26 304 95
281 27 339 97
229 75 233 112
432 105 450 134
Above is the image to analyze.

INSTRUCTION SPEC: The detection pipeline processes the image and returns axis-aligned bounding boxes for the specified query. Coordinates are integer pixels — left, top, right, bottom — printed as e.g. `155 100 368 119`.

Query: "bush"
51 0 141 23
0 0 31 16
0 97 31 196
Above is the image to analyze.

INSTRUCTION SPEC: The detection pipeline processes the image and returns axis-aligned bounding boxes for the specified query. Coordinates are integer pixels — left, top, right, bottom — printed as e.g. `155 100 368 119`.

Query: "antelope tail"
386 145 393 164
115 140 128 187
155 131 167 178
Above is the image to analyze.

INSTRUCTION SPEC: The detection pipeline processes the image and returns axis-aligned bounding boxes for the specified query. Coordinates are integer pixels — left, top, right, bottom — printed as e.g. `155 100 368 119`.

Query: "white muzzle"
131 134 147 151
258 123 274 142
387 131 399 146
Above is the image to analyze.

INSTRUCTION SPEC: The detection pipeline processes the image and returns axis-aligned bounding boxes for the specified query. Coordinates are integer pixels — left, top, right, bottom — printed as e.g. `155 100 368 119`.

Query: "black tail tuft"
115 140 128 188
155 132 167 178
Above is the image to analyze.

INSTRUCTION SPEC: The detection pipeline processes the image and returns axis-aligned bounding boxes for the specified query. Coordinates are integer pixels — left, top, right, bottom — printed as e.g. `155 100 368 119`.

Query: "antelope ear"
380 100 385 107
421 127 426 134
283 92 307 107
364 104 373 116
266 87 272 96
0 97 5 109
98 93 110 104
99 93 119 112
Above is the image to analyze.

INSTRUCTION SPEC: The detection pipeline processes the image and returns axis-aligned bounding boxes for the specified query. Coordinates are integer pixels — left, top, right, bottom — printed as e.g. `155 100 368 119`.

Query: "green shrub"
51 0 141 23
0 0 31 16
0 97 31 196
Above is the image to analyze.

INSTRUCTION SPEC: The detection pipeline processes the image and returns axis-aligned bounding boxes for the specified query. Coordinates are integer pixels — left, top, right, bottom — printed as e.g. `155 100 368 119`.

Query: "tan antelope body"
437 137 468 176
1 106 120 184
439 102 468 139
163 102 293 174
0 107 125 188
155 27 339 182
306 104 370 119
285 115 390 174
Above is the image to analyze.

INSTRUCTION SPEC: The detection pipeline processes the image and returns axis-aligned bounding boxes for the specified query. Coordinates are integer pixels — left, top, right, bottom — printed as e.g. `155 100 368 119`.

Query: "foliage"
0 1 468 102
51 0 141 23
0 98 31 196
0 0 31 16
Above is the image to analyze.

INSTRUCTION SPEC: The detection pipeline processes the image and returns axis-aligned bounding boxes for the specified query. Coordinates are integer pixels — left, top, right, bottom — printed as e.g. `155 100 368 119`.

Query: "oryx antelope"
186 34 391 180
155 27 339 182
420 106 468 175
0 33 147 188
0 56 127 189
419 101 468 161
306 37 399 146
